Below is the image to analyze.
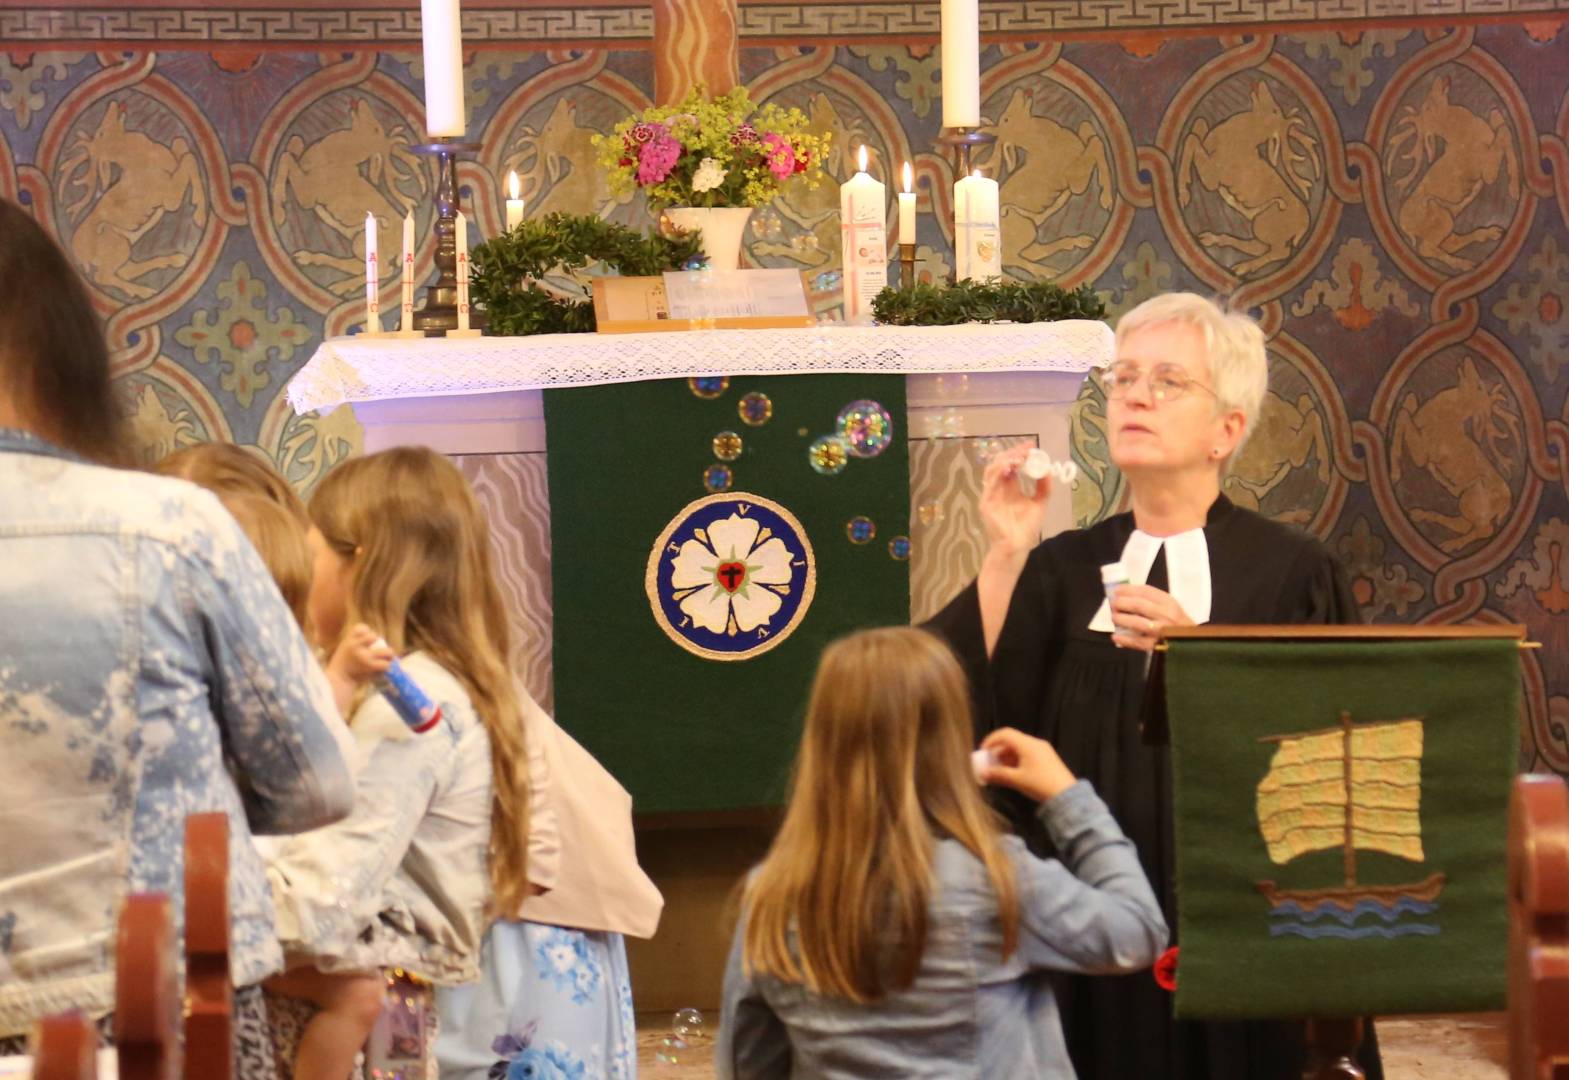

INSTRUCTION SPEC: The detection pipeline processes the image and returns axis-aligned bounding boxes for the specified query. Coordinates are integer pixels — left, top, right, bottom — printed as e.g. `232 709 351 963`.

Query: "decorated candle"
364 211 381 335
400 211 416 333
839 145 888 326
505 170 525 231
940 0 981 129
420 0 466 137
954 169 1001 282
455 210 471 332
899 161 916 247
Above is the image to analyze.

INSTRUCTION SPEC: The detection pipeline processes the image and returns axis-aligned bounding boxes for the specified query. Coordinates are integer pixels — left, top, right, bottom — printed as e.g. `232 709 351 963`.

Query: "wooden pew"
1509 773 1569 1080
28 1014 97 1080
181 814 230 1079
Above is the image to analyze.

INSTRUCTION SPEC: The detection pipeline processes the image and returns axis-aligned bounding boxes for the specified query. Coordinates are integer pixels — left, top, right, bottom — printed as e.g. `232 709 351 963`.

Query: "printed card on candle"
364 211 381 335
420 0 466 137
505 170 525 231
839 146 888 326
954 169 1001 282
400 211 416 332
940 0 981 129
899 161 916 247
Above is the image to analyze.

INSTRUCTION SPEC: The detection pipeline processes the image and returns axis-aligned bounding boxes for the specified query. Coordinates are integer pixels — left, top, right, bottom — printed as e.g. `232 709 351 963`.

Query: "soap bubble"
655 1036 689 1064
673 1007 705 1041
738 392 773 426
888 535 912 561
970 437 1007 465
688 376 729 400
931 407 965 439
811 269 842 292
846 516 876 544
712 431 743 461
681 254 711 272
916 501 945 526
836 399 894 459
703 464 733 493
808 435 849 476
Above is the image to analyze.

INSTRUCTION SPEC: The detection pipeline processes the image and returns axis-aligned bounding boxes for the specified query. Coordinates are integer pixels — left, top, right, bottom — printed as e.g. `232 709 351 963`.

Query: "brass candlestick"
935 126 998 179
900 242 916 289
412 139 487 335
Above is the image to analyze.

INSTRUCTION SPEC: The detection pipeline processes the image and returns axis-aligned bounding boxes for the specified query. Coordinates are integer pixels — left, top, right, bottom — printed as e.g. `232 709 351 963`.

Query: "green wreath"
871 279 1107 326
469 213 704 336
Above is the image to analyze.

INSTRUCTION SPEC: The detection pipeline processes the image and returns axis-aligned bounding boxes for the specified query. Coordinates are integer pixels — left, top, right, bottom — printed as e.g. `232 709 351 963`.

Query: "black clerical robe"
930 495 1383 1080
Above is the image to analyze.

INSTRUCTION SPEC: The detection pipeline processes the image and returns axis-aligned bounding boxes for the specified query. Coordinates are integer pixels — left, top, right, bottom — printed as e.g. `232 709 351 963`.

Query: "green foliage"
469 213 702 337
871 279 1108 326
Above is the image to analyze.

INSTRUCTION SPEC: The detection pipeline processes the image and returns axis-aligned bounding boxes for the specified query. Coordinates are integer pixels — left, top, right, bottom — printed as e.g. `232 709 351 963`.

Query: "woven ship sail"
1254 712 1444 939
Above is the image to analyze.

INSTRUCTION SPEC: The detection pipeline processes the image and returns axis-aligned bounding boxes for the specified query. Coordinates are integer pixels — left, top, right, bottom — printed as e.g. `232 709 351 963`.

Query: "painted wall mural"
1 20 1567 776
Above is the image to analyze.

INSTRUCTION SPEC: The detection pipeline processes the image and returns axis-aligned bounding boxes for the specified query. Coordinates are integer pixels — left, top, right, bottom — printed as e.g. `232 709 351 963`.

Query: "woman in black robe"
930 293 1382 1080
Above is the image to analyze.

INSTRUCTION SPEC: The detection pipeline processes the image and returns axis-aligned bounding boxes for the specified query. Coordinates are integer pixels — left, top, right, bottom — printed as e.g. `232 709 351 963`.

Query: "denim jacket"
718 781 1168 1080
265 652 495 984
0 430 354 1037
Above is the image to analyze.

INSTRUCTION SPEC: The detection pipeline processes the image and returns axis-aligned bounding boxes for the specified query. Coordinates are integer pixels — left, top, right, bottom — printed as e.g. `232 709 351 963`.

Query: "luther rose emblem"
646 493 816 661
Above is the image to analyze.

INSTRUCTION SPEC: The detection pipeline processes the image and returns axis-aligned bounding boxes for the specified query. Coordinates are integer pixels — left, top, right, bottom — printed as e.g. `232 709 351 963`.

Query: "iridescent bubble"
673 1007 706 1041
655 1036 689 1065
970 437 1006 466
836 399 894 459
712 431 743 462
931 407 965 439
812 269 842 292
808 435 849 476
703 464 733 493
681 254 711 272
738 391 773 426
888 535 912 561
689 376 729 400
917 501 945 526
846 516 876 544
794 232 820 253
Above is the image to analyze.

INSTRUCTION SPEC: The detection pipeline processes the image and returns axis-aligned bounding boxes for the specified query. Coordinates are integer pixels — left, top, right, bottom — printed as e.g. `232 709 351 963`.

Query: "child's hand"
978 727 1077 803
327 624 394 687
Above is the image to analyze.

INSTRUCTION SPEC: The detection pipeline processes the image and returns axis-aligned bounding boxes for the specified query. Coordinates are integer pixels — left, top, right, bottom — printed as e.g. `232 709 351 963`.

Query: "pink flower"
637 135 681 185
630 122 661 145
761 133 795 180
730 123 758 147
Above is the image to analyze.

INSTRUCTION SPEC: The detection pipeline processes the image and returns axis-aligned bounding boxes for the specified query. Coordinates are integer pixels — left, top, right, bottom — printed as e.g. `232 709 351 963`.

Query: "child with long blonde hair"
719 627 1167 1079
262 447 532 1080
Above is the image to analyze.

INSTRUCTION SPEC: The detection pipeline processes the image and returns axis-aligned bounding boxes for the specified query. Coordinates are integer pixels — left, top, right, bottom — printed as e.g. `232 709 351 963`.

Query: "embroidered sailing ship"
1254 711 1444 940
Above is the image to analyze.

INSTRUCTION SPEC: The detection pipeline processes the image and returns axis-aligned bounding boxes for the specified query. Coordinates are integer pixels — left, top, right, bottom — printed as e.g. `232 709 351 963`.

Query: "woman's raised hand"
979 445 1051 559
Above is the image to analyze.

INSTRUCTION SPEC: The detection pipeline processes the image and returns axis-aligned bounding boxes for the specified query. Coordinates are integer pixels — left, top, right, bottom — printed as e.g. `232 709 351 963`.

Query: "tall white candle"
455 210 471 332
839 145 888 326
364 211 381 335
899 161 916 246
400 211 416 332
421 0 466 137
505 170 525 231
941 0 981 129
954 169 1001 282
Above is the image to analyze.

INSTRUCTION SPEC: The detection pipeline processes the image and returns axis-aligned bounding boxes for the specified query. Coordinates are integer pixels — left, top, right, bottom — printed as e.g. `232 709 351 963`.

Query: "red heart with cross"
716 562 747 593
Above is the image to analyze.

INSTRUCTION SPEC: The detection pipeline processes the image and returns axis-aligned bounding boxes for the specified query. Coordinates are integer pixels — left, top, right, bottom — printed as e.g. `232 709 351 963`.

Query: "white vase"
662 206 754 272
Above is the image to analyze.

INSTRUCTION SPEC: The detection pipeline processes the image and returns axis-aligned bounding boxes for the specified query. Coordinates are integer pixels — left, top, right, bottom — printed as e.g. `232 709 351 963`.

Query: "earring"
1211 449 1221 458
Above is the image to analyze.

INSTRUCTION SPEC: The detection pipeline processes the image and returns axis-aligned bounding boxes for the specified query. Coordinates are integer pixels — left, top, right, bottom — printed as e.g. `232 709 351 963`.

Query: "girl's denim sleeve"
1014 780 1169 973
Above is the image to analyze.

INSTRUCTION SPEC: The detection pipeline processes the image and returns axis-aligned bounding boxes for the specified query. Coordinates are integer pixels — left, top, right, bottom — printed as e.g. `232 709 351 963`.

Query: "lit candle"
364 211 381 335
400 211 416 333
954 168 1001 282
839 145 888 326
941 0 981 129
899 161 916 246
421 0 466 137
505 170 525 232
455 210 471 332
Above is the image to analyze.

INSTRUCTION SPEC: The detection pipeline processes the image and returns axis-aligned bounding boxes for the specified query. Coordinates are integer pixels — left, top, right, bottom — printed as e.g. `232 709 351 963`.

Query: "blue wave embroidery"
1268 922 1442 940
1266 898 1439 926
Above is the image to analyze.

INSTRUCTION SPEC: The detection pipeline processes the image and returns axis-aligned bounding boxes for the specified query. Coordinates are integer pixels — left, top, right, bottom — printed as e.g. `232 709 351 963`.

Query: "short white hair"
1114 292 1269 456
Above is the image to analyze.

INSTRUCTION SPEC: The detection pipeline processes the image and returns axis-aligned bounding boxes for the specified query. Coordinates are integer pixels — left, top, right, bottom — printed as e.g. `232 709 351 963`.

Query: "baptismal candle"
940 0 981 129
839 145 888 325
898 161 916 247
364 212 381 335
954 168 1000 282
505 170 525 231
421 0 466 137
400 211 416 333
455 210 471 332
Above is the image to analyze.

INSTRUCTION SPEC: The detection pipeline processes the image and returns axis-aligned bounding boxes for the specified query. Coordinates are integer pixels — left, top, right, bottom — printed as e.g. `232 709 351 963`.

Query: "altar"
288 319 1110 1009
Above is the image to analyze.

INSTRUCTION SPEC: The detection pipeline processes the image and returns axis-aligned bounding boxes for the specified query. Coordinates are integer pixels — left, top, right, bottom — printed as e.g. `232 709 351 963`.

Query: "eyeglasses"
1099 362 1216 403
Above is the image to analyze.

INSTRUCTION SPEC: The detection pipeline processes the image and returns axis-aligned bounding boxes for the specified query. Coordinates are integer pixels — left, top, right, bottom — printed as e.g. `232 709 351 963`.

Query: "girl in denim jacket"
720 627 1168 1079
263 448 532 1080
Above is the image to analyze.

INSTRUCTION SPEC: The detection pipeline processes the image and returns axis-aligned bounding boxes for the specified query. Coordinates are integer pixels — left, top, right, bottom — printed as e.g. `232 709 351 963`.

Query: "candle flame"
508 170 520 201
972 168 983 179
902 161 913 193
857 145 868 173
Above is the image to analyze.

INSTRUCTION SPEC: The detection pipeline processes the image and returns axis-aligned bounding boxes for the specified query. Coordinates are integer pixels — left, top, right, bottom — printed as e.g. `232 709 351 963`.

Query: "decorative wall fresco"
2 17 1567 775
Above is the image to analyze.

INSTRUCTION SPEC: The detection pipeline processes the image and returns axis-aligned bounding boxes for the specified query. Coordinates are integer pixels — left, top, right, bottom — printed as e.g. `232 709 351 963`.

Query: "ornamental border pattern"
2 0 1565 44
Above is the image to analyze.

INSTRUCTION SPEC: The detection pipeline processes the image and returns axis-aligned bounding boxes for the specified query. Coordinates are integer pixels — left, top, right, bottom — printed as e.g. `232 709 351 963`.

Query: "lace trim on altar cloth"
286 320 1113 414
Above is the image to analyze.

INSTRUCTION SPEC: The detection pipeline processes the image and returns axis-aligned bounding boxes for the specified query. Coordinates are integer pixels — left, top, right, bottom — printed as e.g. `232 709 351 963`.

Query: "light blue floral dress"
435 921 636 1080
